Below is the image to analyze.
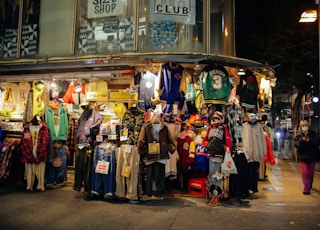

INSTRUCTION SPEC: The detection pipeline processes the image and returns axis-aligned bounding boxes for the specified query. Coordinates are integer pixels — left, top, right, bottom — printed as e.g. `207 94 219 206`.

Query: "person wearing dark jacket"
294 120 320 195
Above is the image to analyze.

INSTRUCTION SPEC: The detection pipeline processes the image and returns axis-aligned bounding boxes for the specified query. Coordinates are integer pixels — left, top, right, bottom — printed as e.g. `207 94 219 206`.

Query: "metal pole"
318 2 320 136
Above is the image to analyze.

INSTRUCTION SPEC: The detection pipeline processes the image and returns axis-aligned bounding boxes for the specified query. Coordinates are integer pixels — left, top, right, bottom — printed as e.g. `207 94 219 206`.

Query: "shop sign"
87 0 124 19
86 92 109 100
150 0 195 25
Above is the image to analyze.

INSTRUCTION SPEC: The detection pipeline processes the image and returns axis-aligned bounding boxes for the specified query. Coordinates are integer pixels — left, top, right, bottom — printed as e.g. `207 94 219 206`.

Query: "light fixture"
312 96 319 103
299 10 317 23
237 68 246 75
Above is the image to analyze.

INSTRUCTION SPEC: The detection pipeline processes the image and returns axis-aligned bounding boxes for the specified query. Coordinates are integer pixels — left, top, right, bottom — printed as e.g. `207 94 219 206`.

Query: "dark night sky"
235 0 317 63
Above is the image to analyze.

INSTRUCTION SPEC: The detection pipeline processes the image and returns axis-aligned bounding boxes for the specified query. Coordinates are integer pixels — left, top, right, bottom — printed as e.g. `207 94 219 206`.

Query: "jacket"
294 130 319 163
20 122 50 164
45 104 68 141
76 109 102 144
263 132 275 164
137 122 176 163
242 122 266 162
202 124 232 158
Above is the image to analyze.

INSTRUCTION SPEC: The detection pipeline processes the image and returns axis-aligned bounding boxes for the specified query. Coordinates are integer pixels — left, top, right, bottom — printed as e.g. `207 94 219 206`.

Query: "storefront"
0 0 276 205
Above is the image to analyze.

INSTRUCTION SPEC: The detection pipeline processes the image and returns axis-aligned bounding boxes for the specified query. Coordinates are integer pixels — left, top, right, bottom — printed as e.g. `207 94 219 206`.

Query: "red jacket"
263 132 275 164
20 122 50 164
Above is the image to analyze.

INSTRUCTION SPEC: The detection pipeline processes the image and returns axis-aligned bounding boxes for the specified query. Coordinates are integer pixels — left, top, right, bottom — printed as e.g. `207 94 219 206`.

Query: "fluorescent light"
299 10 317 23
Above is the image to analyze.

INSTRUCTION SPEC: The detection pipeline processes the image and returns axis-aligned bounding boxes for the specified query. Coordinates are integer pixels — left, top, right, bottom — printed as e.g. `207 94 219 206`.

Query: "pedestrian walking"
294 120 320 195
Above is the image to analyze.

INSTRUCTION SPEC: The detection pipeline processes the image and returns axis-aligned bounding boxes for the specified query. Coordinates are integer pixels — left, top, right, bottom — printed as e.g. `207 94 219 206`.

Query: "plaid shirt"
20 122 50 163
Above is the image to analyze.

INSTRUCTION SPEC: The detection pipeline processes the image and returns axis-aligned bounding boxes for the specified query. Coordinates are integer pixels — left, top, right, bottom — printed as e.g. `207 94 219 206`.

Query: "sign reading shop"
87 0 123 19
151 0 195 25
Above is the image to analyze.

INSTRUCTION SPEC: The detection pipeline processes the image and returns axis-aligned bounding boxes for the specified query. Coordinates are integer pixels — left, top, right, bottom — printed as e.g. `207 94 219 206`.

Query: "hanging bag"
221 147 238 175
121 146 131 178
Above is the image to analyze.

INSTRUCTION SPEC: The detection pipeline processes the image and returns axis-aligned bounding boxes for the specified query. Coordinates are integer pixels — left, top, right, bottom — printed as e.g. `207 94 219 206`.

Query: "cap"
80 102 89 106
212 111 223 120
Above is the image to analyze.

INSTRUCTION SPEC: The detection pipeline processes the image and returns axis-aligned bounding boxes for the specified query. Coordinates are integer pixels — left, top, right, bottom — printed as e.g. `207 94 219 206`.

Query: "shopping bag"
221 147 237 174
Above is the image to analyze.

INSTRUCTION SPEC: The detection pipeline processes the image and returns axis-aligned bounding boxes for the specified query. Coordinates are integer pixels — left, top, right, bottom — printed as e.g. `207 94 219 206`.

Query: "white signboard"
150 0 195 25
87 0 124 19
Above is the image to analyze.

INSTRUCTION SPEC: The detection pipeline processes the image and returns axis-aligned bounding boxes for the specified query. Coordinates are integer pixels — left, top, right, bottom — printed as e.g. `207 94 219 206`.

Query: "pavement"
243 151 320 207
1 150 320 207
1 150 320 230
63 150 320 207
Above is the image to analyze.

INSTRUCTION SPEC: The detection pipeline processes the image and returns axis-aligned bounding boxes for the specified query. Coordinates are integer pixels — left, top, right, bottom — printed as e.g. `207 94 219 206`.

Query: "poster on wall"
87 0 124 19
150 0 195 25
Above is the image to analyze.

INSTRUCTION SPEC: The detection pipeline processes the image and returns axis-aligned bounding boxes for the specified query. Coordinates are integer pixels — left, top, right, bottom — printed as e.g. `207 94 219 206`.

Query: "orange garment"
263 132 275 164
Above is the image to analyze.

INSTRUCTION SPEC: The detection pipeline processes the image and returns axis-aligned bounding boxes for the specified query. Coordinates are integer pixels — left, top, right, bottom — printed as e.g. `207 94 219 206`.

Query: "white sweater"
242 122 267 162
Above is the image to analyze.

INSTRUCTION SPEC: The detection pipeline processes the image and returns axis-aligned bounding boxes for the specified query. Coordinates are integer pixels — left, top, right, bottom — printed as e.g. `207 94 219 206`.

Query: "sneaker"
46 184 54 189
129 200 140 205
303 192 310 195
56 183 65 187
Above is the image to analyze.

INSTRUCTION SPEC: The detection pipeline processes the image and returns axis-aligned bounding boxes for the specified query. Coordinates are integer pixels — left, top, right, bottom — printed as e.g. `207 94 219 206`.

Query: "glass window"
38 0 75 57
0 0 20 59
20 0 41 58
138 0 206 53
209 0 234 56
76 0 137 55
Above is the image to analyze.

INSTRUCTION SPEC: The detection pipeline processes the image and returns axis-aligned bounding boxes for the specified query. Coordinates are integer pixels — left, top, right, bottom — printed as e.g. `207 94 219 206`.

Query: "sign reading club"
155 0 190 16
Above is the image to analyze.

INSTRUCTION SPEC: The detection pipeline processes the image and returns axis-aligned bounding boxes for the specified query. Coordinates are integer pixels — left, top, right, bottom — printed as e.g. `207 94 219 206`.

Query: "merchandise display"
0 62 275 206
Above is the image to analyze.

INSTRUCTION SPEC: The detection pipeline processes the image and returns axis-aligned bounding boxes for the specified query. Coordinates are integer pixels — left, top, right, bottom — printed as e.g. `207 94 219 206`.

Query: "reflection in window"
76 0 136 55
0 0 20 58
138 0 204 52
20 0 40 58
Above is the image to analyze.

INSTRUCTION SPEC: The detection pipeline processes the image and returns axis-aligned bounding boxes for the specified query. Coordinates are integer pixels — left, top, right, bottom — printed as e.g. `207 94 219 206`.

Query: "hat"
257 114 268 122
80 101 89 106
212 111 223 120
261 114 268 122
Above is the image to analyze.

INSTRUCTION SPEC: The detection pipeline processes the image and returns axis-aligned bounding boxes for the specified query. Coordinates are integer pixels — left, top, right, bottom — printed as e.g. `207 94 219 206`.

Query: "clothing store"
0 0 276 206
0 60 276 205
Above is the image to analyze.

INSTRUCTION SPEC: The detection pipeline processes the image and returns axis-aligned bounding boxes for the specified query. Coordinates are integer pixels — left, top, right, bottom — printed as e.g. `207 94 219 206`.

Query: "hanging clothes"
134 71 157 111
200 65 232 105
19 118 50 191
122 105 145 145
115 144 140 202
32 80 46 117
91 143 116 198
74 108 102 193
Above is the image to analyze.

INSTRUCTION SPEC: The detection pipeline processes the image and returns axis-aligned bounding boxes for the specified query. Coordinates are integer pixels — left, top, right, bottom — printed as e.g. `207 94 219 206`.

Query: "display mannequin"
20 115 49 192
202 111 232 204
45 99 69 187
138 114 176 198
242 113 266 195
73 102 102 193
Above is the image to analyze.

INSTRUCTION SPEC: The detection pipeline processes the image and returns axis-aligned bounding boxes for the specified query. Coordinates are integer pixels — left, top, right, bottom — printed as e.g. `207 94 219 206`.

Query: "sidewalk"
30 151 320 207
164 151 320 207
245 151 320 206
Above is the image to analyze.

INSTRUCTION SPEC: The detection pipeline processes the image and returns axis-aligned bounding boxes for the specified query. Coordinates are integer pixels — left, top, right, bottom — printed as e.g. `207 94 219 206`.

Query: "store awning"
0 52 277 81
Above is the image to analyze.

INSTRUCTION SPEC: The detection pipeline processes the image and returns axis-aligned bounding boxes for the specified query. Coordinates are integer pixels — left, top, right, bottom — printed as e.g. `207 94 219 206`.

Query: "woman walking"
294 120 320 195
